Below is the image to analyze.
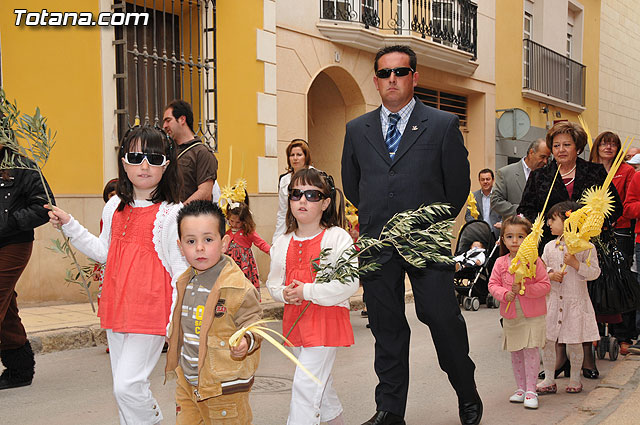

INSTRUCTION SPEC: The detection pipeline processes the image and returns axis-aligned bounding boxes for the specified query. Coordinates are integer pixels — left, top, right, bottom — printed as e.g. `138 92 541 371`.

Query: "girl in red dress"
225 202 270 296
266 168 358 425
48 127 187 425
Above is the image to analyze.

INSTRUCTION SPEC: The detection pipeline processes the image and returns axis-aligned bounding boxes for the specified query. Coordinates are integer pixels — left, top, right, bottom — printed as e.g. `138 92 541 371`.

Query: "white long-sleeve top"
266 226 359 308
61 196 188 332
272 172 293 242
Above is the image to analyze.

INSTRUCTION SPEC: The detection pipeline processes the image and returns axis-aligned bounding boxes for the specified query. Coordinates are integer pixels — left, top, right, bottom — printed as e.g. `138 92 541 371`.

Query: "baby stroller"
453 220 500 311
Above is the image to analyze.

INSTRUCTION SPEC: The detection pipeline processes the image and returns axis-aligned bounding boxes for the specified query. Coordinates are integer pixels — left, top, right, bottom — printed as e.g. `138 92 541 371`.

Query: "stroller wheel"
486 295 494 308
609 337 619 361
463 297 472 311
597 337 608 360
487 295 499 309
471 297 480 311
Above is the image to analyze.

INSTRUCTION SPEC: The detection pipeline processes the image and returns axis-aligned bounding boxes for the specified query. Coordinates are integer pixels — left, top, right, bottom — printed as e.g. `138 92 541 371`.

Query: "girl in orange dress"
266 168 358 425
225 202 270 295
48 127 187 424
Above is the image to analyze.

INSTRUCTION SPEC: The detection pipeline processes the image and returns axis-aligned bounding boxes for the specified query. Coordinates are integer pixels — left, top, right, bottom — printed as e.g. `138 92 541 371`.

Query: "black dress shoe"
362 411 406 425
582 367 599 379
459 396 483 425
538 359 571 379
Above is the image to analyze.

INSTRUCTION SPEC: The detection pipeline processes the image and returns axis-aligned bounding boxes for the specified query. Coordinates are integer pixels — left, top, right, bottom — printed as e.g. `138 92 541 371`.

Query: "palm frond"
313 203 456 285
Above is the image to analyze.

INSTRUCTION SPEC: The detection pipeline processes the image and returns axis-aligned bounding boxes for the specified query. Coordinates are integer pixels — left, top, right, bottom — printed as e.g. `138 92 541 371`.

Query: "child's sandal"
524 391 539 409
566 383 583 393
536 383 557 395
509 389 525 403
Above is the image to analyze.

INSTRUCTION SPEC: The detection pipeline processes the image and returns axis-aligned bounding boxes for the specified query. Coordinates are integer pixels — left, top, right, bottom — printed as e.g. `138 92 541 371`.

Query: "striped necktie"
385 113 401 157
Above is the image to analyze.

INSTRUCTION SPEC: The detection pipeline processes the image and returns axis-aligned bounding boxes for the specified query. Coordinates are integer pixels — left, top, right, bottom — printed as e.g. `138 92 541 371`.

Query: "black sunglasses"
375 67 414 79
289 189 327 202
123 152 168 167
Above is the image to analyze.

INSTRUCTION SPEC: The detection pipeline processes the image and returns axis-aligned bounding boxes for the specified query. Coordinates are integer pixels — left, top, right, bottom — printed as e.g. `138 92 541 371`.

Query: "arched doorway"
307 66 365 191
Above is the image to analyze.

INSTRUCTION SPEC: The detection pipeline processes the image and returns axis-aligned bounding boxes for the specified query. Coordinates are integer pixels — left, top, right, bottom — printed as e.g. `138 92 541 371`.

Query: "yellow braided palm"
563 207 592 254
505 167 561 312
562 136 631 258
467 191 479 220
508 213 544 296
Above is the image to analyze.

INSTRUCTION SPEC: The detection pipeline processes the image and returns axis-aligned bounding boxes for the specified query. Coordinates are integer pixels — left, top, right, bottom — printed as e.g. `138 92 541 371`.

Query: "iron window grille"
522 38 585 106
320 0 477 60
113 0 217 150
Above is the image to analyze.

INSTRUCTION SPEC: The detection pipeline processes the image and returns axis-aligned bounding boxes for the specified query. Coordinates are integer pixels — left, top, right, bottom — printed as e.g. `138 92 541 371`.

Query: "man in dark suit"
465 168 501 239
341 45 481 425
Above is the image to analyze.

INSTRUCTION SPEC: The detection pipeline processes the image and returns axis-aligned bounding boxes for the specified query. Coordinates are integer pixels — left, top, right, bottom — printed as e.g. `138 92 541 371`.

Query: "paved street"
0 306 617 424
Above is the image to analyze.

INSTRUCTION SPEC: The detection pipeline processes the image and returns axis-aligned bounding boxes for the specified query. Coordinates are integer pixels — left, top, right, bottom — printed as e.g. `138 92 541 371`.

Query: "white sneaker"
509 389 525 403
524 391 539 409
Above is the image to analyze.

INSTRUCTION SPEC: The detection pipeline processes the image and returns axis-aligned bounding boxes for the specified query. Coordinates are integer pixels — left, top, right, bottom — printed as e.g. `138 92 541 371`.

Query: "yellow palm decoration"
467 191 479 219
229 320 321 385
345 199 358 228
560 136 633 270
577 115 593 150
506 168 559 312
218 185 235 211
232 178 248 203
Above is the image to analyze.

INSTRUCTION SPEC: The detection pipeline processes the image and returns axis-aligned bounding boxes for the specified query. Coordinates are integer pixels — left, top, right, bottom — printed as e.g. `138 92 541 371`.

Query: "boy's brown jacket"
165 255 262 401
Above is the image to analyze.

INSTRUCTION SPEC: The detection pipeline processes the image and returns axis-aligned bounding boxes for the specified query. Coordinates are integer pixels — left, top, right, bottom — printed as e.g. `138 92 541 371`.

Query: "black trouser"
363 252 477 417
610 229 638 342
0 242 32 350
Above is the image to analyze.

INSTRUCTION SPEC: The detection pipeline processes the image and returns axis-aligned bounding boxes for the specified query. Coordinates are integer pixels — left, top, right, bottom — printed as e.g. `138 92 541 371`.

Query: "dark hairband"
319 170 336 194
119 125 174 155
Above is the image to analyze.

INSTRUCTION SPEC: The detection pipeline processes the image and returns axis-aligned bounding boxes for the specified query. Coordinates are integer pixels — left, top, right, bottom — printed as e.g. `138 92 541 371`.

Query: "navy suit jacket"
341 99 470 263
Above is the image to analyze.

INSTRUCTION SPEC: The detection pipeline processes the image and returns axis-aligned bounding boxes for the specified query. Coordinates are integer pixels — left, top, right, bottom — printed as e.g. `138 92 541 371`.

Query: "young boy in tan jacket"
167 200 262 424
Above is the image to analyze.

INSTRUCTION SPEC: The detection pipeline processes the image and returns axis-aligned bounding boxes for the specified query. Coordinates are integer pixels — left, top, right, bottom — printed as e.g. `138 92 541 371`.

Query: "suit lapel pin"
411 125 418 131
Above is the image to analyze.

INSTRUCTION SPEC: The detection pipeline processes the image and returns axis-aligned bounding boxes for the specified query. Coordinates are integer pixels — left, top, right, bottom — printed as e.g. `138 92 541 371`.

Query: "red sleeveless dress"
98 203 173 335
282 230 354 347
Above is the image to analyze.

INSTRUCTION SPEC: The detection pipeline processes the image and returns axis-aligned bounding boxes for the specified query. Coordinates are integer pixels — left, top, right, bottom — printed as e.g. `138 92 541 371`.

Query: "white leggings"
107 330 165 425
288 346 343 425
541 339 583 388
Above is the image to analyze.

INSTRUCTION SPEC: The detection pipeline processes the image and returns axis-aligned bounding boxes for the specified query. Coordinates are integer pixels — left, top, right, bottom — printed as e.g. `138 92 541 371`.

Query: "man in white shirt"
465 169 500 238
491 139 550 220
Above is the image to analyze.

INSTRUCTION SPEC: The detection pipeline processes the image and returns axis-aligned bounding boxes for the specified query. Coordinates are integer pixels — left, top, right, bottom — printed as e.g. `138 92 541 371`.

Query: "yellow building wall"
216 1 264 192
496 0 600 131
0 0 104 195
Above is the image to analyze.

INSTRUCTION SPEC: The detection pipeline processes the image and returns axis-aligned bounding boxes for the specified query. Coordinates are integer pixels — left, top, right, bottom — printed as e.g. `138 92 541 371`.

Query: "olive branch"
0 89 96 312
48 238 101 297
285 203 455 338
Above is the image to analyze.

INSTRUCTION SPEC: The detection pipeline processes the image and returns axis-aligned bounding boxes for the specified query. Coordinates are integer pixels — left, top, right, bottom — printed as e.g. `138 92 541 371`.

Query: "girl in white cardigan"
48 127 188 425
267 168 358 425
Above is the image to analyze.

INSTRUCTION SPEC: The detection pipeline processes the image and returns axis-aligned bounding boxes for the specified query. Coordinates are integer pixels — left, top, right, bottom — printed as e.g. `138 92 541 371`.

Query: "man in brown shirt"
163 100 218 203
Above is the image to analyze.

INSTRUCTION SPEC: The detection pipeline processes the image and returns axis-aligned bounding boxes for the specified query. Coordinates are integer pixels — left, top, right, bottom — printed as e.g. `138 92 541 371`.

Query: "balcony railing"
320 0 477 59
523 39 585 106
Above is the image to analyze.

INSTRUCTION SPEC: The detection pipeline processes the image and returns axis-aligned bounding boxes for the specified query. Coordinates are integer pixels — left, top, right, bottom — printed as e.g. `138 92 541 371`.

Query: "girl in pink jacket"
488 215 551 409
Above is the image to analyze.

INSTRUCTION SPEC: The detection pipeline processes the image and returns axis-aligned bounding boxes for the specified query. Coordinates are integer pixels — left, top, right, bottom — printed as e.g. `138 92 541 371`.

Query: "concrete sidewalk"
20 286 373 354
